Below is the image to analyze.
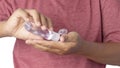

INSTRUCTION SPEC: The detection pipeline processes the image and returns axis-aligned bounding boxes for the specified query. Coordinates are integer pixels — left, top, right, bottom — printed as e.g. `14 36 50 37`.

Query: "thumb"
67 32 80 42
59 34 68 42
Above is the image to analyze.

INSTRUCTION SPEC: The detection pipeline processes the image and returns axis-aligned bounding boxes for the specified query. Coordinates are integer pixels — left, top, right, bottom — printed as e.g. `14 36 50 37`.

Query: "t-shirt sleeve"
102 0 120 42
0 0 13 21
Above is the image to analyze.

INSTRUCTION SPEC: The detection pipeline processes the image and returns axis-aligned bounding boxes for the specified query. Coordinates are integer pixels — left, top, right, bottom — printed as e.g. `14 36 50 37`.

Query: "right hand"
3 8 53 40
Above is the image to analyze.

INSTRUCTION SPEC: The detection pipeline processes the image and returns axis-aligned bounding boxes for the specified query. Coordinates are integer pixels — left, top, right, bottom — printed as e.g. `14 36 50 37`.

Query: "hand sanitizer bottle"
24 22 68 41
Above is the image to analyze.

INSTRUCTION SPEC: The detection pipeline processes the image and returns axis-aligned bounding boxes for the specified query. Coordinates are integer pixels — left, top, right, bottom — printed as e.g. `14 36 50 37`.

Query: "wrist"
0 21 12 37
78 40 92 55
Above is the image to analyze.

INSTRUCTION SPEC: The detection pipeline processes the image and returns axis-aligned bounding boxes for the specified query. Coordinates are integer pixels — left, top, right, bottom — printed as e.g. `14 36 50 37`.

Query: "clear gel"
24 21 68 41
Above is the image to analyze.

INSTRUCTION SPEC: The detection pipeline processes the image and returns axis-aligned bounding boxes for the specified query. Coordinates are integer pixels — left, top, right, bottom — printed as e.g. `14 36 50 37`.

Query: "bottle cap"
47 31 60 41
58 28 68 35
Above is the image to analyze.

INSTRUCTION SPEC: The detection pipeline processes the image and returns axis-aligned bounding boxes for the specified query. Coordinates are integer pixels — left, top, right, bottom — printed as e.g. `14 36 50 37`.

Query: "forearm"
79 41 120 65
0 21 9 37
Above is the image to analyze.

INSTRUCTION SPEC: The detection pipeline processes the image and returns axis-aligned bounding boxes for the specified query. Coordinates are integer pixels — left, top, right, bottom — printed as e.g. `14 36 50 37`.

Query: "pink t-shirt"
0 0 120 68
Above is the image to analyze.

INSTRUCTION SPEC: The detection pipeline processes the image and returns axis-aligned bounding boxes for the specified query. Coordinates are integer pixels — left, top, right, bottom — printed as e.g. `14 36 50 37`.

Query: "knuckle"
69 32 78 35
15 8 23 13
58 51 67 55
58 52 64 55
13 8 29 18
17 8 23 11
31 9 39 14
44 48 49 52
33 45 39 49
63 47 70 52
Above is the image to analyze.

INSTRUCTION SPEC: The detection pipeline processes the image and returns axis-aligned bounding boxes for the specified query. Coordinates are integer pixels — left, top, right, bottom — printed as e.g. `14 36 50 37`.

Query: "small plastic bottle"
24 21 68 41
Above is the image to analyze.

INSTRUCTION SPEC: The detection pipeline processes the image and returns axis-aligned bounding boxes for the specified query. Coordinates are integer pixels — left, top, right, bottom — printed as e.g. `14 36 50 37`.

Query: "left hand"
26 32 84 55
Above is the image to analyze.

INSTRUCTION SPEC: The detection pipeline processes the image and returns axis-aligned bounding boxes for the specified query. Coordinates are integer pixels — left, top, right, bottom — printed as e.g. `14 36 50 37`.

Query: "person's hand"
26 32 85 55
3 8 53 40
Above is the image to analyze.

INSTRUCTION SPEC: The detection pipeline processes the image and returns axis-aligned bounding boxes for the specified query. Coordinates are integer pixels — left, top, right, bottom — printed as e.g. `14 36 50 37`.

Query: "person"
0 0 120 68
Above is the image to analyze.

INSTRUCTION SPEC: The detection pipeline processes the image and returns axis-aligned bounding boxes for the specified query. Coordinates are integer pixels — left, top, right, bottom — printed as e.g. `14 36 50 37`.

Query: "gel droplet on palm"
24 22 68 41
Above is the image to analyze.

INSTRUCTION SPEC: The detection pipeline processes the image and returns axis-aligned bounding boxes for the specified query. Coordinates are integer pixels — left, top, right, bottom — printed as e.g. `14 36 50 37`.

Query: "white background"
0 37 120 68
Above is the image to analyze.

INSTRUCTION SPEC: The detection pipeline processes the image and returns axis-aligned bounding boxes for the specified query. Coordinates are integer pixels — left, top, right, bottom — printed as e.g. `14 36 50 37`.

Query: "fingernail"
36 22 41 27
25 18 29 22
60 36 65 42
49 28 53 31
41 26 47 30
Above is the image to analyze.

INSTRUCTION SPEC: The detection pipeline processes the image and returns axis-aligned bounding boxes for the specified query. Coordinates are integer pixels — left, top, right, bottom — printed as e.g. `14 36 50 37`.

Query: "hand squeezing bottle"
24 21 68 41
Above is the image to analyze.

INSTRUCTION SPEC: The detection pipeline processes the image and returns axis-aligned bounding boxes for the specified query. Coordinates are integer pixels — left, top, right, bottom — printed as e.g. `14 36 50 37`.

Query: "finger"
40 14 48 30
46 17 53 30
26 39 53 47
26 40 62 54
59 36 64 42
26 40 53 52
34 44 61 54
33 44 50 52
31 40 66 50
26 39 39 45
67 32 80 42
25 9 41 27
26 40 61 53
13 8 29 21
47 48 62 55
60 34 68 42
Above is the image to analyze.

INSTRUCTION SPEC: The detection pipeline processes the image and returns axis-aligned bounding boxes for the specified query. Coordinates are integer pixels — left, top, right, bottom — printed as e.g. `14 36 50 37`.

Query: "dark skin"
0 8 120 66
26 31 120 66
